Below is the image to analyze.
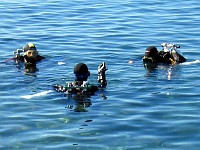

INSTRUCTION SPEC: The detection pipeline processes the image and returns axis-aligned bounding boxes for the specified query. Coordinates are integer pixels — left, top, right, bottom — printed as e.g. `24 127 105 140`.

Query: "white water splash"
21 90 52 99
58 62 65 65
180 60 200 65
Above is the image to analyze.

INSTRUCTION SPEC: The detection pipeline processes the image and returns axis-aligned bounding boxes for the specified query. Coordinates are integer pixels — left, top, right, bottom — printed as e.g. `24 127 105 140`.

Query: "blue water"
0 0 200 149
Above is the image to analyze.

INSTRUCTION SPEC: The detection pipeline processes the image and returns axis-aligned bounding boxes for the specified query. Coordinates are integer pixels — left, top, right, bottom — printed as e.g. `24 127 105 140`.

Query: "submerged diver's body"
53 62 107 95
142 43 186 68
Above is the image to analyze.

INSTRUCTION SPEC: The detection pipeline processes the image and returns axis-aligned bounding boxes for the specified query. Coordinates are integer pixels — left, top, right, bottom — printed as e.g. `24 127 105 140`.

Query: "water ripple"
1 0 200 149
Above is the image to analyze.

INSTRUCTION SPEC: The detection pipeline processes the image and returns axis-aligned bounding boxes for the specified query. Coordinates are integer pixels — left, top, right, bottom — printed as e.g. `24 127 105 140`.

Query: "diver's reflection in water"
144 61 181 80
15 62 38 76
166 65 181 80
64 92 106 112
144 63 159 80
66 94 91 112
24 63 38 76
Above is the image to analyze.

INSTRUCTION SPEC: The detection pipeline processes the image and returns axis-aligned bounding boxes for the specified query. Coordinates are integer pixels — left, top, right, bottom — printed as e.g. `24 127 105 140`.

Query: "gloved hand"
98 62 108 74
98 62 107 87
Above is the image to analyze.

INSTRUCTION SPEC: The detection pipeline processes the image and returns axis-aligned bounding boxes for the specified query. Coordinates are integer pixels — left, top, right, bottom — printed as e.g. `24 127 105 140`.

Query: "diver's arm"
98 62 108 88
53 85 68 92
36 55 46 61
13 49 24 62
14 55 24 64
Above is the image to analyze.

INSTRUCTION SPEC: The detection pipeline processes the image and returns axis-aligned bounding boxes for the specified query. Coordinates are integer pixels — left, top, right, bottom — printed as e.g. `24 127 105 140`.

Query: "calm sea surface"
0 0 200 149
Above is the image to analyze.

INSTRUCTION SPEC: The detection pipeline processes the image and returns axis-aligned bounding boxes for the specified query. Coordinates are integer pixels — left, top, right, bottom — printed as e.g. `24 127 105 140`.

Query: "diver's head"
23 43 38 59
74 63 90 81
143 46 158 69
145 46 158 57
23 43 38 64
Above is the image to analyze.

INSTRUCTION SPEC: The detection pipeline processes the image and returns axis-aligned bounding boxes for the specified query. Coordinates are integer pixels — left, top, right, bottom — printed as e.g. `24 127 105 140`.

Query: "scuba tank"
161 43 186 64
170 44 186 63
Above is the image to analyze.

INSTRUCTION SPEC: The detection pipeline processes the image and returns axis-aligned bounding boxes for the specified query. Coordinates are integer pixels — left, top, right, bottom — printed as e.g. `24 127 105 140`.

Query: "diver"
53 62 107 112
142 43 186 68
53 62 108 95
142 46 163 68
13 43 45 65
12 43 45 73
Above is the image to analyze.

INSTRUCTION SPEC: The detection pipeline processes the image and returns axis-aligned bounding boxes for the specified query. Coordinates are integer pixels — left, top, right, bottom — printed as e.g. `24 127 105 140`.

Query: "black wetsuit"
53 62 107 96
143 49 186 66
159 50 186 64
14 55 45 64
53 81 100 95
158 51 173 64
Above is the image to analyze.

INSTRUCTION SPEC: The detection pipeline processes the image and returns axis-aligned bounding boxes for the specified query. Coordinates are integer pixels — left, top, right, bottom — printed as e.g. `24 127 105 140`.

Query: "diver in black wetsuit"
142 43 186 68
13 43 45 73
53 62 107 95
53 62 107 112
13 43 45 65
